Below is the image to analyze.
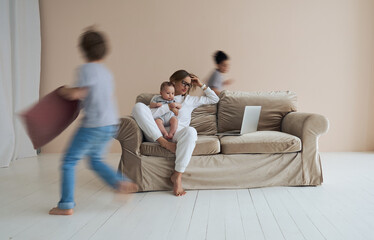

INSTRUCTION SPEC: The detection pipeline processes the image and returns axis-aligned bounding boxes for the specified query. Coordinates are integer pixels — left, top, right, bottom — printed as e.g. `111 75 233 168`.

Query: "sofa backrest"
218 90 297 132
136 93 218 135
136 93 154 106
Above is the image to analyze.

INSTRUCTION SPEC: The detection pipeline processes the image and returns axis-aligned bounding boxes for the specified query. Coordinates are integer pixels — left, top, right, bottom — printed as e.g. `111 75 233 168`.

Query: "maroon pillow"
20 87 80 149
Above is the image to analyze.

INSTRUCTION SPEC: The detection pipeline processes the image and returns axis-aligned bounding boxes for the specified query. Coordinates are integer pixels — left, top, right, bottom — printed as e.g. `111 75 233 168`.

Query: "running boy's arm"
223 79 234 86
58 86 88 101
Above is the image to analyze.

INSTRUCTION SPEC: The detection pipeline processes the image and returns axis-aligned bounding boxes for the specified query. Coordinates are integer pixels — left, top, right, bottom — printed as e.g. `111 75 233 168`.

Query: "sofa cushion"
136 93 154 105
190 104 217 135
220 131 301 154
218 90 297 132
136 93 217 135
140 135 220 157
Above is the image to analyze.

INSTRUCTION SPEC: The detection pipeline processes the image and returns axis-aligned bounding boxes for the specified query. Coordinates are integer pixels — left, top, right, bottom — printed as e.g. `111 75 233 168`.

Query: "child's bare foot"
49 207 73 215
160 129 169 139
158 137 176 153
171 171 186 196
118 181 139 193
168 132 174 139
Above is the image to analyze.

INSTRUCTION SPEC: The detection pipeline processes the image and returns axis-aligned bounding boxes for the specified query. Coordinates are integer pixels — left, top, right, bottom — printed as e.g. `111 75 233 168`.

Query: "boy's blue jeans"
58 125 122 210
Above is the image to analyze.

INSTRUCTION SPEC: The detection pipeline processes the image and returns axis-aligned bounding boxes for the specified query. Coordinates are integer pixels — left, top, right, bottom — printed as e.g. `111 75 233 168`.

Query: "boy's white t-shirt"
76 62 119 128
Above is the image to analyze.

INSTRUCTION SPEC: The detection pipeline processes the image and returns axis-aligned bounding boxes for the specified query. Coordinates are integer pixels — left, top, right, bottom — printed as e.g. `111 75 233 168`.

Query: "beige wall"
39 0 374 153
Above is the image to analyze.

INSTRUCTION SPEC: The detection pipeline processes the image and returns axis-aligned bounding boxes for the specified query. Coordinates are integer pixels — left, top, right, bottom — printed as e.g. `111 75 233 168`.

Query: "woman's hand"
171 107 179 116
189 74 203 88
169 102 181 109
174 103 182 109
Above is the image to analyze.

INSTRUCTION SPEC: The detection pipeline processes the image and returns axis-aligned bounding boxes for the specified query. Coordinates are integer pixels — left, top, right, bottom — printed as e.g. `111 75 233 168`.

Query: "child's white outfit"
150 95 183 126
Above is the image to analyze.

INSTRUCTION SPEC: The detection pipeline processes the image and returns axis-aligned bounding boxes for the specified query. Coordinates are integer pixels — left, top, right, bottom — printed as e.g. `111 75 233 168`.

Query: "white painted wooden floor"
0 152 374 240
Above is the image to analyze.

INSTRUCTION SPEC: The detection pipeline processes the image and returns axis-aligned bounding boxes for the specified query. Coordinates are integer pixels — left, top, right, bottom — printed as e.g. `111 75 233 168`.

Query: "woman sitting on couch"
132 70 219 196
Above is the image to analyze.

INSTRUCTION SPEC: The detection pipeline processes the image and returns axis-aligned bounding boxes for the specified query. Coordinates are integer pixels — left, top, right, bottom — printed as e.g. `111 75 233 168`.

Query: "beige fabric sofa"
116 90 329 191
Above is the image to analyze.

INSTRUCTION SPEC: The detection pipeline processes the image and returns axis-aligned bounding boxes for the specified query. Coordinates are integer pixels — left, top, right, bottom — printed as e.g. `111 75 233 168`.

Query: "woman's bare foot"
118 181 139 193
163 141 176 153
157 137 176 153
170 171 186 196
49 207 73 215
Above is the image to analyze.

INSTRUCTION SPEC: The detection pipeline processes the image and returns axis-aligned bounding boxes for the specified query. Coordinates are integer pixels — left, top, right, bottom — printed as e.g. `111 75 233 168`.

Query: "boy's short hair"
160 81 175 92
214 50 229 65
79 30 107 61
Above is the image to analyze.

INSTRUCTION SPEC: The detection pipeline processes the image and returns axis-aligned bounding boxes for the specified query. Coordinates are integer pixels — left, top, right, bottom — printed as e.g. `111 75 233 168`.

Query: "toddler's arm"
149 102 163 108
174 103 182 109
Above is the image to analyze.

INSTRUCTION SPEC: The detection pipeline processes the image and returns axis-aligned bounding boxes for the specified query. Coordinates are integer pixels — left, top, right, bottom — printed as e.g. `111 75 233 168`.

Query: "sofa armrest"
115 116 143 156
281 112 329 139
281 112 329 185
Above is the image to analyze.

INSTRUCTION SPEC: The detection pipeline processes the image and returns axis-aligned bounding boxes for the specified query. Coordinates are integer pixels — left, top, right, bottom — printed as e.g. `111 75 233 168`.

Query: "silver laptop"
216 106 261 136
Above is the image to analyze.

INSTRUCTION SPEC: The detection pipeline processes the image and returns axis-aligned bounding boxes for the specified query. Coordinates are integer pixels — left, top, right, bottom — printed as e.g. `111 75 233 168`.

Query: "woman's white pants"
131 102 197 172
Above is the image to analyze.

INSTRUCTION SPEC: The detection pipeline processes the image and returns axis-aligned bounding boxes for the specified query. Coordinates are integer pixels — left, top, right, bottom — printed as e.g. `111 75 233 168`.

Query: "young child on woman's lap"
149 82 182 139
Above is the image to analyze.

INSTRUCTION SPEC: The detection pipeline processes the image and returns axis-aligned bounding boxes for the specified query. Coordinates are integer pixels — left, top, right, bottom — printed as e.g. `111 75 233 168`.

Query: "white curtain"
0 0 41 167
